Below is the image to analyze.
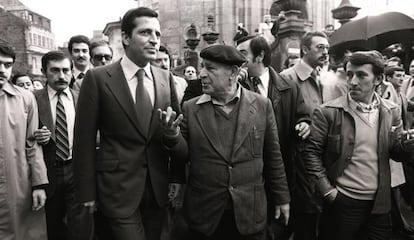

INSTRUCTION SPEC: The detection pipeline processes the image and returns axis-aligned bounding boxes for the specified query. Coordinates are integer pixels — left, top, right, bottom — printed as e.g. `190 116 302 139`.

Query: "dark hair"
41 51 71 71
236 35 272 67
121 7 158 37
89 40 113 56
387 56 402 65
11 72 29 84
300 31 328 57
158 45 170 57
345 51 385 76
68 35 90 53
385 65 404 78
0 43 16 62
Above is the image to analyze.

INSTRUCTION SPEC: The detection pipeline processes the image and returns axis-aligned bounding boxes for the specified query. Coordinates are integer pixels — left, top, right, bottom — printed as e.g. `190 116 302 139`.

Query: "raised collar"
294 60 314 81
196 84 241 106
1 81 18 96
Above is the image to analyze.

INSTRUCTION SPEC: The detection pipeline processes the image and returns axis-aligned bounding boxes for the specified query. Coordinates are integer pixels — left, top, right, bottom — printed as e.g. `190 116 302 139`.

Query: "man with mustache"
0 43 48 239
73 7 184 240
304 51 414 240
279 31 330 240
68 35 90 91
33 51 87 240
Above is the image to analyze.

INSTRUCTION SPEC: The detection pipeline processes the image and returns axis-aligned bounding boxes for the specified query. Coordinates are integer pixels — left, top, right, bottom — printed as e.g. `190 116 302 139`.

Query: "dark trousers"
188 210 266 240
319 192 391 240
106 176 166 240
45 162 89 240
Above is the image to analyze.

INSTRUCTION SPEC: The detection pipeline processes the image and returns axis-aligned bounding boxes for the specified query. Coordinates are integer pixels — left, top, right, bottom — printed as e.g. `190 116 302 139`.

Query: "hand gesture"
295 122 310 140
158 106 183 136
275 203 290 226
32 189 46 211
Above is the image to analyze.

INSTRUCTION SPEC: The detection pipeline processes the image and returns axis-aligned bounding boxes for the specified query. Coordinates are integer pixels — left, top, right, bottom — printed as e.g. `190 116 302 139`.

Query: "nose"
349 75 358 86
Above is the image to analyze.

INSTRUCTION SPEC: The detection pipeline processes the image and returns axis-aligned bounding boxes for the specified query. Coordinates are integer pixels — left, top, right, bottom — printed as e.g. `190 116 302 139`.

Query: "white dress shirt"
120 55 155 106
47 86 75 160
256 67 270 97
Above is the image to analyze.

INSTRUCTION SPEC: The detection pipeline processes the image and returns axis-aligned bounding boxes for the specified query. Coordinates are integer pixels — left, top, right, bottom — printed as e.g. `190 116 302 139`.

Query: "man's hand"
34 126 51 145
83 201 96 214
402 129 414 151
32 189 46 211
324 188 338 204
168 183 182 202
158 106 183 136
295 122 310 139
275 203 290 225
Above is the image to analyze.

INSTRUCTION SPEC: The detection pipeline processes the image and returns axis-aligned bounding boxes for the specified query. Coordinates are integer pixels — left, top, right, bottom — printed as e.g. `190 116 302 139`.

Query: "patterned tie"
252 77 261 94
77 72 85 80
135 69 152 136
55 92 70 161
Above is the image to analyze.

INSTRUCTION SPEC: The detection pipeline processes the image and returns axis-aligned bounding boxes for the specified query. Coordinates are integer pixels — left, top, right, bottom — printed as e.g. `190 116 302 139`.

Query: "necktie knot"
136 69 145 82
77 72 85 80
251 77 261 93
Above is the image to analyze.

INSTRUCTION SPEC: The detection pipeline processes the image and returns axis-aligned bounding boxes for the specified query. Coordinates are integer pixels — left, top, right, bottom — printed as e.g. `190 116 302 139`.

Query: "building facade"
0 0 56 80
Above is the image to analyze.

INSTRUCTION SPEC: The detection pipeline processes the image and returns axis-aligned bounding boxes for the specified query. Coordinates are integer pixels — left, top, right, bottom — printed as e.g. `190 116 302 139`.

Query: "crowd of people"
1 6 414 240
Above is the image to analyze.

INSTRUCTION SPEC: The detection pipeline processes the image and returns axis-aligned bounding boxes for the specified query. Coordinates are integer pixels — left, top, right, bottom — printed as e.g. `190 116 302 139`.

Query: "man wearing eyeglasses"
279 31 330 240
90 40 113 67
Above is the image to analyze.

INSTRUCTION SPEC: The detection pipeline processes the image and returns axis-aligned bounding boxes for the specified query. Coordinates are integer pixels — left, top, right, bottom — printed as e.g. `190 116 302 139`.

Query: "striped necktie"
55 92 70 161
135 69 153 137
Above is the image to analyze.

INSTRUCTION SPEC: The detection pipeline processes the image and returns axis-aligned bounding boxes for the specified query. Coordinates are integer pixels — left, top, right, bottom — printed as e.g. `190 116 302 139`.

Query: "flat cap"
200 45 246 67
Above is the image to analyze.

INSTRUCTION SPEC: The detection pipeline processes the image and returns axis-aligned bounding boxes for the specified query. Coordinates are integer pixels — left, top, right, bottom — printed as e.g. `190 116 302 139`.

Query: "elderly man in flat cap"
159 45 290 239
303 50 414 240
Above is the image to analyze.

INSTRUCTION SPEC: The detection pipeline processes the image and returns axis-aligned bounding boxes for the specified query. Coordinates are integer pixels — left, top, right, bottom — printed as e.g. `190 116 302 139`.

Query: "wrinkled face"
122 16 161 67
409 60 414 76
346 62 381 104
0 53 13 89
151 51 170 70
15 76 34 91
303 36 329 68
237 39 260 77
199 59 235 98
43 58 72 92
91 45 113 67
71 42 90 70
388 70 405 92
184 66 197 80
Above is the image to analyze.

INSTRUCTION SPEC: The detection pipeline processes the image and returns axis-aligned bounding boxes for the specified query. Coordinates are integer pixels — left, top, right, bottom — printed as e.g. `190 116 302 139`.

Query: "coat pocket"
250 126 265 157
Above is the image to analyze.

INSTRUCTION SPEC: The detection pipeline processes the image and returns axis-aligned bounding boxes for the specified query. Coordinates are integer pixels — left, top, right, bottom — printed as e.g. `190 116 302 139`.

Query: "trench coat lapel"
232 89 256 155
105 61 143 136
37 89 56 142
195 103 227 160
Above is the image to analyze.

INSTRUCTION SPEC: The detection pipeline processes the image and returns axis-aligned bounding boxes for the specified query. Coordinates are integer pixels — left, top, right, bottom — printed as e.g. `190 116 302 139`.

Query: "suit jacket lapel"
147 66 168 141
195 103 227 160
232 89 256 155
105 61 143 136
37 89 56 142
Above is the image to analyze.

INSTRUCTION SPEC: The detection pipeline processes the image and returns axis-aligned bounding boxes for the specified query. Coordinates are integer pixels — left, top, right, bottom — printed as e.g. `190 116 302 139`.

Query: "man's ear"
41 68 46 75
230 66 240 82
254 51 265 64
301 45 309 56
121 31 130 47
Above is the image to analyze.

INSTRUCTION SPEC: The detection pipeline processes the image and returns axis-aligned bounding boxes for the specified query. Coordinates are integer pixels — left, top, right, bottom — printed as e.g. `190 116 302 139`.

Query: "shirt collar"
1 81 18 96
120 55 153 82
348 92 380 113
196 84 242 105
295 60 314 81
258 68 270 90
72 67 88 79
47 85 71 98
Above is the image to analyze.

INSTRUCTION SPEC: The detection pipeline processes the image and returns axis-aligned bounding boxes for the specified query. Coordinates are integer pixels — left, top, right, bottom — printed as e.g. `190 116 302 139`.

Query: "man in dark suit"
33 51 85 240
73 7 185 240
68 35 90 91
163 45 290 239
236 36 310 240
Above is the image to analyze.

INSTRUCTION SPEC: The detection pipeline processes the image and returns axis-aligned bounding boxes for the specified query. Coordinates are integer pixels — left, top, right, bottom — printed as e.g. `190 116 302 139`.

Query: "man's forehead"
133 16 161 30
48 59 71 68
72 42 89 50
346 62 374 72
92 45 112 54
311 36 329 45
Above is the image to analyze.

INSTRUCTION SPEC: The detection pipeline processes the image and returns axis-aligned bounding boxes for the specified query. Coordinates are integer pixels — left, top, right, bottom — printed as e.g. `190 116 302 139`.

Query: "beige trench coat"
0 82 48 240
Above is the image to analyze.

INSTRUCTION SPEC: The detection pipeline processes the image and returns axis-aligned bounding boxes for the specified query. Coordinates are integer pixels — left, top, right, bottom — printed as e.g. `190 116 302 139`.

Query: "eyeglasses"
93 54 112 61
